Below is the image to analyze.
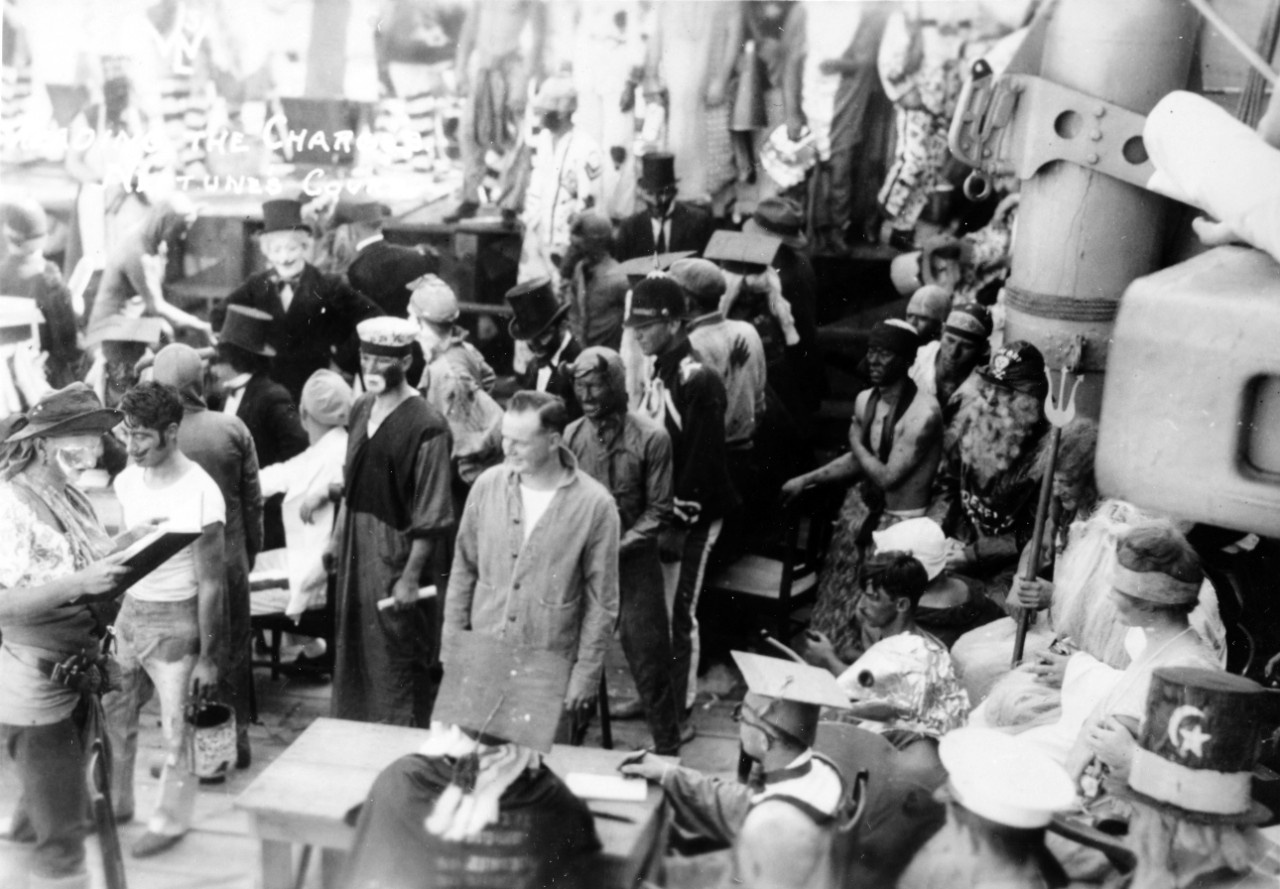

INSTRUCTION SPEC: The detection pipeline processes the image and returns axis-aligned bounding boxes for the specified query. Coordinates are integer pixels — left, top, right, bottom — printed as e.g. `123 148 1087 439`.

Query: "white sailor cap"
939 727 1076 828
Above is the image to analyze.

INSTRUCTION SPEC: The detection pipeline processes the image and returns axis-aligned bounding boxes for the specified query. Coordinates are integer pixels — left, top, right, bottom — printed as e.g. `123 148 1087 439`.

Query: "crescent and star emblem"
1167 705 1212 759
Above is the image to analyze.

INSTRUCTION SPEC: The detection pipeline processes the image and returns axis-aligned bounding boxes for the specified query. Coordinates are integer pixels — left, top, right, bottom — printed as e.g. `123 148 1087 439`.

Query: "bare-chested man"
450 0 546 220
783 319 941 516
784 319 942 660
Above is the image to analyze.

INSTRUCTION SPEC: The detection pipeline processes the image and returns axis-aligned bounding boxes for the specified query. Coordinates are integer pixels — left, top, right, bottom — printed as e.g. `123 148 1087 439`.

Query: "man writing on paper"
622 653 849 886
445 390 620 744
331 318 454 726
106 381 227 859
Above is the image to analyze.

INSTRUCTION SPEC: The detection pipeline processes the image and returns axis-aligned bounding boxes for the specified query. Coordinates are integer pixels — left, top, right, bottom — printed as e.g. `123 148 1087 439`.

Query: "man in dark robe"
614 153 716 262
331 317 454 726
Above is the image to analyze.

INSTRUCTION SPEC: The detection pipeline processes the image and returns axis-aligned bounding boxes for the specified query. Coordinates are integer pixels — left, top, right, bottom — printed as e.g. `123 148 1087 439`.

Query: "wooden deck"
0 638 746 889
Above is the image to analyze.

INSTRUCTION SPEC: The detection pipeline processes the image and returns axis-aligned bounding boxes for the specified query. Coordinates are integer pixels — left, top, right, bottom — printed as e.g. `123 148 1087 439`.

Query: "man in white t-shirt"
104 381 227 859
445 390 619 744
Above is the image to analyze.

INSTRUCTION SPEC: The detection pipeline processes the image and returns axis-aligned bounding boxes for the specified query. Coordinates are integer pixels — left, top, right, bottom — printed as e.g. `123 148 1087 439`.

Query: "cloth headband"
359 341 413 358
944 312 989 342
868 321 920 358
1112 563 1200 605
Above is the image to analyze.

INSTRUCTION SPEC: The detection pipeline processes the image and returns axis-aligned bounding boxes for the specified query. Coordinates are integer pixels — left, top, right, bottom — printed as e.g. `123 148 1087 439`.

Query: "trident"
1011 364 1081 667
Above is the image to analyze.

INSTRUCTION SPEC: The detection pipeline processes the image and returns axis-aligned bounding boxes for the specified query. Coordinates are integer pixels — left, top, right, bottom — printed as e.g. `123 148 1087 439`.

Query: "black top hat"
505 278 568 341
638 153 678 192
624 274 686 328
261 199 310 235
1121 666 1271 824
6 382 123 442
219 305 277 357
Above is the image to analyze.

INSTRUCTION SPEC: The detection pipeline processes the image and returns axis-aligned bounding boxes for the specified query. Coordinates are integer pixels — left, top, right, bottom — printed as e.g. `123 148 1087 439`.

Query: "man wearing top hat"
909 303 993 417
627 274 737 725
1109 667 1279 888
342 632 600 889
331 317 454 726
506 277 583 420
153 342 264 771
614 153 716 263
224 198 383 402
339 199 439 319
210 305 307 552
622 652 848 874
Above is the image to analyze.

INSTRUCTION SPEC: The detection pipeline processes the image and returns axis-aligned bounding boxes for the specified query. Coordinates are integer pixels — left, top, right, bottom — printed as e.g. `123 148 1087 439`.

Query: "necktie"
655 218 667 254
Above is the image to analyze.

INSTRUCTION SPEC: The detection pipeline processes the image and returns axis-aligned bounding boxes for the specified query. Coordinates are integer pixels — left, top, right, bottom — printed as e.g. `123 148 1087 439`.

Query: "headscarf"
868 319 921 359
300 370 354 427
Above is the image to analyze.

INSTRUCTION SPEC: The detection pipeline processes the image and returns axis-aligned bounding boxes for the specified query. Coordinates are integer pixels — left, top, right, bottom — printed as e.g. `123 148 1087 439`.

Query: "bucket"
187 700 236 779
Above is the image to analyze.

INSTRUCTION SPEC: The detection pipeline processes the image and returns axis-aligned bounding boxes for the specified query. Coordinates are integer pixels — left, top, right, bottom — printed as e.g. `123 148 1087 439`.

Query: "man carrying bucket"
104 381 227 859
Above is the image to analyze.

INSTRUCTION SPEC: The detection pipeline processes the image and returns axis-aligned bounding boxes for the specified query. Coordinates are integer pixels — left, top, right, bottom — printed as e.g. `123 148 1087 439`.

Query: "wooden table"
236 718 668 889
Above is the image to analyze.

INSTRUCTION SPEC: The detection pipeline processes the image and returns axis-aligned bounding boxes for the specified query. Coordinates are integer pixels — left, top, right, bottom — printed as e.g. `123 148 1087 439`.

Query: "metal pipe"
1004 0 1200 418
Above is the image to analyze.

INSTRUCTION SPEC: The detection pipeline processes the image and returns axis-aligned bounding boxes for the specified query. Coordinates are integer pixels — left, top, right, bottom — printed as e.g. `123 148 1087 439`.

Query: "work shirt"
445 446 620 702
563 410 673 551
687 312 768 448
567 255 629 351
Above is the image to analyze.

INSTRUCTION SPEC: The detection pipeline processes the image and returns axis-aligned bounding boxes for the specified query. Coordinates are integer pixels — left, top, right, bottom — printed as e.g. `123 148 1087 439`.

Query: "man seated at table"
342 631 600 889
621 652 849 871
803 552 970 748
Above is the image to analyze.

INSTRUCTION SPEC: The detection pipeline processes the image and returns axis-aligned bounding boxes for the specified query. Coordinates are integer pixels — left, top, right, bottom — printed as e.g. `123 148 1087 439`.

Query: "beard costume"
927 373 1048 607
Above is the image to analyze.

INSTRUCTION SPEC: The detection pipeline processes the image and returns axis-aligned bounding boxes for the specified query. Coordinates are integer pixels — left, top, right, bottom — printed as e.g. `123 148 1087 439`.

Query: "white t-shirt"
519 484 557 543
114 462 226 602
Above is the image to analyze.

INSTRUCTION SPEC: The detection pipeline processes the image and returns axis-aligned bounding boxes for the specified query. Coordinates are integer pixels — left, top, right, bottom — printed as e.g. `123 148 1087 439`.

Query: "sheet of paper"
375 586 438 611
564 773 647 803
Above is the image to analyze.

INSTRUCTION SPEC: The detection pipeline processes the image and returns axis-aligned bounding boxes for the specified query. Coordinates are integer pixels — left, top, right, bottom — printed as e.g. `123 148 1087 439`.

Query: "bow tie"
272 274 301 288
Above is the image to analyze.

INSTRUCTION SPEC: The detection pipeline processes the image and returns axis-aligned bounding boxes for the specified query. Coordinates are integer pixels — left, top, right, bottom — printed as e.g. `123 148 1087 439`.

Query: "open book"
72 526 202 603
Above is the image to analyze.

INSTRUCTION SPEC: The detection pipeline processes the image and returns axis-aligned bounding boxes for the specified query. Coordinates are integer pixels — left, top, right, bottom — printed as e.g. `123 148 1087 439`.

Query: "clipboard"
71 529 202 603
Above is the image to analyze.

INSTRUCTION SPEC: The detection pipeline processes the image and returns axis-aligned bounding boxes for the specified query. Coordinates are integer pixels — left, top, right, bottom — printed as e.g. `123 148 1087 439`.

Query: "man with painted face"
107 381 227 858
909 303 993 417
614 153 716 262
507 278 583 420
786 320 943 662
629 274 736 727
563 347 683 754
330 318 454 726
224 199 382 402
518 76 603 283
